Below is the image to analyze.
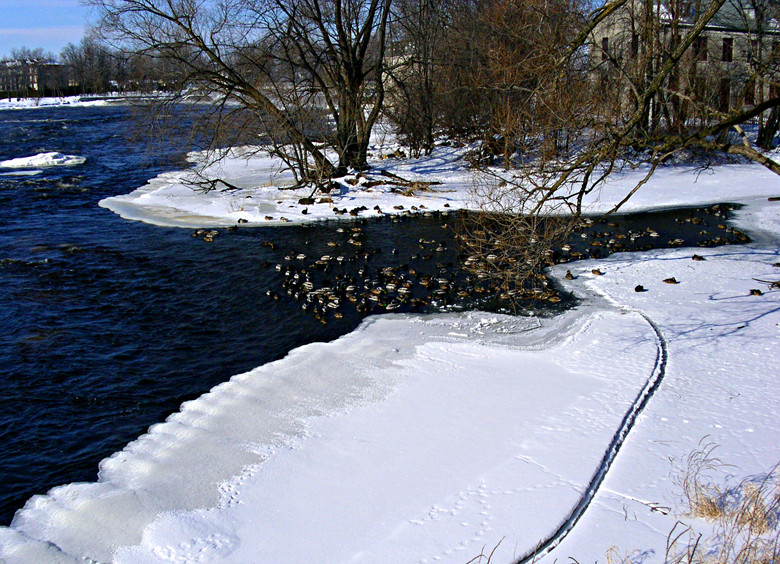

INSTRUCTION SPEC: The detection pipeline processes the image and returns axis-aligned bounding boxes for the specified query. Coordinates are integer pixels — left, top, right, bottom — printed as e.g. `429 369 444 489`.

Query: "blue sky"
0 0 92 58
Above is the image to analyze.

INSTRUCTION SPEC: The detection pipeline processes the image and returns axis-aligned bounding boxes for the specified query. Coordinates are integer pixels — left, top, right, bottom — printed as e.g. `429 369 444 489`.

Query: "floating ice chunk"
0 170 43 176
0 152 86 168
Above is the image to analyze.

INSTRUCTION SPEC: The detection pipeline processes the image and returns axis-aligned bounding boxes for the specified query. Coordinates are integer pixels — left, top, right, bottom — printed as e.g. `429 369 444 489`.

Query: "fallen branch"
378 169 443 189
752 278 780 289
192 178 244 193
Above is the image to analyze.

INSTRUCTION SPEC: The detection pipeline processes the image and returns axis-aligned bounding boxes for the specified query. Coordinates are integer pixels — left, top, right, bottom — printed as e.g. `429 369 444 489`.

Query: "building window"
694 36 708 61
749 38 760 62
719 78 731 112
722 37 733 62
745 81 755 106
693 76 706 101
602 37 609 61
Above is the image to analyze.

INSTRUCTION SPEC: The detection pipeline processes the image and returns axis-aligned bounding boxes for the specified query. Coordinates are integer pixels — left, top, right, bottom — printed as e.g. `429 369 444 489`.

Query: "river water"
0 105 748 526
0 105 374 524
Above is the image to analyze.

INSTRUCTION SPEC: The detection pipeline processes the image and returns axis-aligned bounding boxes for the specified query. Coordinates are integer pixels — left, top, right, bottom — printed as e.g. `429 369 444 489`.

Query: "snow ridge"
515 311 669 564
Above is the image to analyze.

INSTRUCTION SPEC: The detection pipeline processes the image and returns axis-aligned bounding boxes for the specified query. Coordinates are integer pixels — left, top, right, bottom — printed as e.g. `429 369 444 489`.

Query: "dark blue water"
0 106 380 525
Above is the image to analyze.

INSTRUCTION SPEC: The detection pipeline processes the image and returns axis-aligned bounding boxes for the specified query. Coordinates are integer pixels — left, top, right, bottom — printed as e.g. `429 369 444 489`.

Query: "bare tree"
383 0 452 156
438 0 598 295
453 0 780 295
61 35 113 94
732 0 780 149
89 0 393 185
9 47 55 62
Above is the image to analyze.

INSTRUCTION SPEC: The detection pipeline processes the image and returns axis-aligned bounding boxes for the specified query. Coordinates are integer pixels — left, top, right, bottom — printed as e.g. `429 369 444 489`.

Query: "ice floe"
0 96 109 111
0 152 86 169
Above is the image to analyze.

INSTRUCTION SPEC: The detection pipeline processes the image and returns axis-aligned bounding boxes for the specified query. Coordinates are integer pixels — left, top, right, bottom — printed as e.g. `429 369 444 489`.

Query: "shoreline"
0 94 171 112
1 142 779 562
97 142 780 229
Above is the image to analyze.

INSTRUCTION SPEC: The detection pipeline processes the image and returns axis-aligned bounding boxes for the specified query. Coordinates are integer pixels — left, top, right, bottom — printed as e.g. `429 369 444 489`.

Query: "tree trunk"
336 88 364 173
757 106 780 150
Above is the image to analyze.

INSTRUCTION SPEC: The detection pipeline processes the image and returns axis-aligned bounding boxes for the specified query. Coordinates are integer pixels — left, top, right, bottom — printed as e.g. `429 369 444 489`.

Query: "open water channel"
0 104 748 525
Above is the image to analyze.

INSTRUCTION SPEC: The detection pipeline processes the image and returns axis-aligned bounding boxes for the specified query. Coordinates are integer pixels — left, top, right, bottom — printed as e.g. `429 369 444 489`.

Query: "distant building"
590 0 779 115
0 59 72 98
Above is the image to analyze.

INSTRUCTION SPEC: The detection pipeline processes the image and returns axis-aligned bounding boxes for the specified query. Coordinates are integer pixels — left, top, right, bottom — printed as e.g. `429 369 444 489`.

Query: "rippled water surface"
0 106 377 524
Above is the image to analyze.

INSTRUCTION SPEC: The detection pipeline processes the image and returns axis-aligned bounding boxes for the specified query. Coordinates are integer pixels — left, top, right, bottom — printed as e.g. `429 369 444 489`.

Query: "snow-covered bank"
1 138 779 563
0 302 662 562
0 96 109 111
546 234 780 561
99 145 474 227
0 152 86 169
98 140 780 228
2 196 777 563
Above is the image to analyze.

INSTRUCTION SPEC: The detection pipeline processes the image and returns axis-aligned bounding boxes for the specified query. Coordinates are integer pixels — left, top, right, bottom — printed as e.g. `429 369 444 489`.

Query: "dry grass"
676 440 731 522
596 441 780 564
465 537 504 564
667 441 780 564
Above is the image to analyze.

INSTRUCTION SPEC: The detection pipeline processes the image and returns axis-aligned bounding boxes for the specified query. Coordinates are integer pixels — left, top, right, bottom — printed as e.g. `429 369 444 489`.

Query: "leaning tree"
89 0 393 184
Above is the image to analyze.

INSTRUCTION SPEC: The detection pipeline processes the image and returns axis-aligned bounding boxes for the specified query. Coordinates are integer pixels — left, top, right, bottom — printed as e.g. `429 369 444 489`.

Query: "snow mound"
0 152 86 168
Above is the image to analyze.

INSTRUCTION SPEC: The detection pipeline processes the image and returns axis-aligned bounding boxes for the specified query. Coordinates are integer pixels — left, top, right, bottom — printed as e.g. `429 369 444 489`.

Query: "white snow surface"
1 152 779 563
99 139 780 228
0 96 109 111
99 144 476 227
0 152 86 169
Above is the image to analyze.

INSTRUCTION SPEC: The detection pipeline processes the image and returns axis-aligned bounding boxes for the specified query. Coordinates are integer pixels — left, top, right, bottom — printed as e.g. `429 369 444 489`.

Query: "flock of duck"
195 203 750 324
269 213 499 324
